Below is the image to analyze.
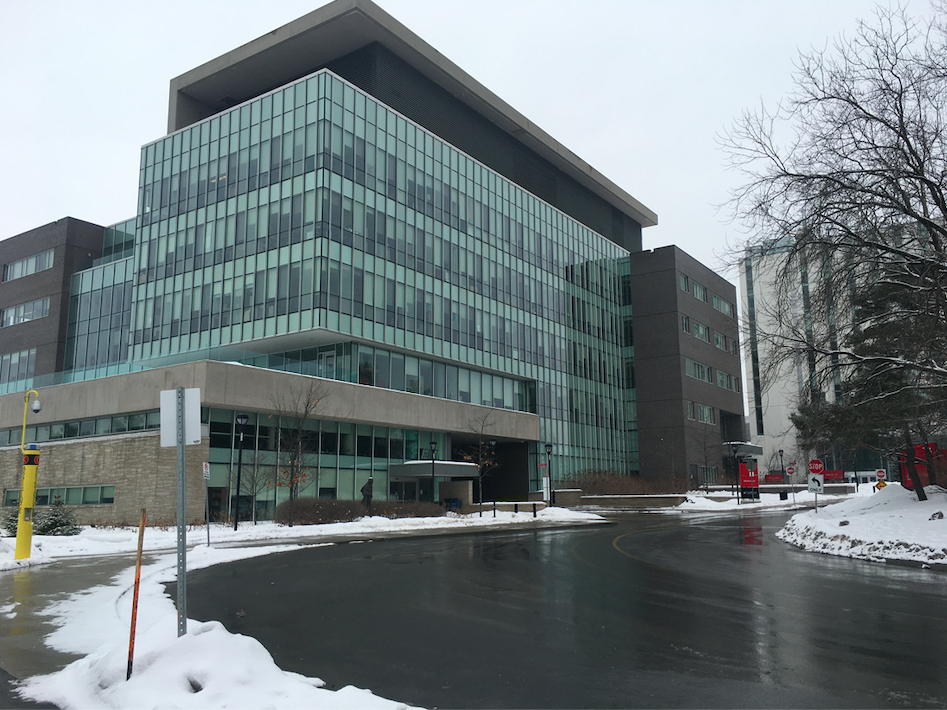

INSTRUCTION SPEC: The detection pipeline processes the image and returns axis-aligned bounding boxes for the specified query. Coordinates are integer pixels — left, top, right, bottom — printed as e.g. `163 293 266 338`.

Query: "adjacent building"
1 0 741 523
739 241 887 479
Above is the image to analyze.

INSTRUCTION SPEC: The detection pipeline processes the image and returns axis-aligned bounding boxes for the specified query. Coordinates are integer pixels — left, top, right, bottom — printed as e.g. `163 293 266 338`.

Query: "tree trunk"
923 443 939 487
916 423 939 487
903 428 928 501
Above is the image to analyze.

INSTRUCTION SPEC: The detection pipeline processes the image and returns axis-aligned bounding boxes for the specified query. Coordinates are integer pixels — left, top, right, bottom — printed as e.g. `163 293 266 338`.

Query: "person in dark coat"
360 477 374 513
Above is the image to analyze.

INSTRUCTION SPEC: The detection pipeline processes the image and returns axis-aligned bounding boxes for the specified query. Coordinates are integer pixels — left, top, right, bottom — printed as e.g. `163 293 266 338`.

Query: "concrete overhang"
2 361 540 443
168 0 657 231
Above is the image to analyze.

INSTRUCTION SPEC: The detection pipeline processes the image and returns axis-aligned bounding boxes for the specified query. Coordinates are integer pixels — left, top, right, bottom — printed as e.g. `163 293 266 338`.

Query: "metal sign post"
203 462 211 547
175 388 188 637
160 387 201 638
808 473 824 512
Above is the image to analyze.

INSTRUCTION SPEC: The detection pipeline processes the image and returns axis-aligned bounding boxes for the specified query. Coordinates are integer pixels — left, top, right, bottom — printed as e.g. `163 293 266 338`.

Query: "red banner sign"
763 474 784 483
822 469 844 480
740 463 759 488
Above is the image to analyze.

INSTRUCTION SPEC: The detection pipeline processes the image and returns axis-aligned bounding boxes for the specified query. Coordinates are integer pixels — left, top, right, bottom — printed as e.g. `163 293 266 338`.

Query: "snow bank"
15 545 417 709
776 484 947 565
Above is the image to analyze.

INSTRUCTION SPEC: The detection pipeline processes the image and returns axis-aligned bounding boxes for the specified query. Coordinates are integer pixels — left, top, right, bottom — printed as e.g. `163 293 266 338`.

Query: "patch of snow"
776 484 947 565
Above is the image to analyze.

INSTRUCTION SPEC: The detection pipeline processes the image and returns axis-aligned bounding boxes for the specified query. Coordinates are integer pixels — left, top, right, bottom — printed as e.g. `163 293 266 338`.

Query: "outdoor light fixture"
544 443 554 505
779 448 795 506
233 414 249 531
430 441 437 504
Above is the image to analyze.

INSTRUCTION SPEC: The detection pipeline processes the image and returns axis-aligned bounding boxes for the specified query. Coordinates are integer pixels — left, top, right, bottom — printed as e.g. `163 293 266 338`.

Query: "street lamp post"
780 448 796 507
14 390 42 560
730 442 740 504
233 414 249 531
544 443 554 506
482 439 497 518
430 441 437 504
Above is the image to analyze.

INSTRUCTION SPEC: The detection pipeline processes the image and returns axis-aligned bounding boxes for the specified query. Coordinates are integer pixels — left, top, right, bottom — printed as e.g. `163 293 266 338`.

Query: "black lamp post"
730 442 740 502
430 440 437 504
780 447 796 506
544 443 554 506
483 439 497 517
233 413 249 531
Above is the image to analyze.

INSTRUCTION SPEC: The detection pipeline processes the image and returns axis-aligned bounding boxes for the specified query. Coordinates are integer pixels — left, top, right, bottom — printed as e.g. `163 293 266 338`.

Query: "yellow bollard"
14 445 39 560
15 389 42 561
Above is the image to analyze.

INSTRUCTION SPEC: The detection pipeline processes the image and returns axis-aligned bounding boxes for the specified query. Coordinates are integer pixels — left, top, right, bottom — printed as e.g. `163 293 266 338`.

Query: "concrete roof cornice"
168 0 656 230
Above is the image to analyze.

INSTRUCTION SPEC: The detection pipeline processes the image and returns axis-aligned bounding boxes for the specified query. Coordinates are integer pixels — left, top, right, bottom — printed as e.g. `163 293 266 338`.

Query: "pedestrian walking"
360 477 374 514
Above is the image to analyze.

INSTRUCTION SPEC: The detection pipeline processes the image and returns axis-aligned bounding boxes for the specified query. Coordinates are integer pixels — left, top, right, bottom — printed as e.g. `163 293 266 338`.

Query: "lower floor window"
3 485 115 507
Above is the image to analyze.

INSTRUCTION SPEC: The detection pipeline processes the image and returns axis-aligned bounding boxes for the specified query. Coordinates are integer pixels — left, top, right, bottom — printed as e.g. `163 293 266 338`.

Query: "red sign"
786 465 796 476
876 470 886 480
763 474 784 483
823 469 844 480
739 463 759 488
808 459 824 474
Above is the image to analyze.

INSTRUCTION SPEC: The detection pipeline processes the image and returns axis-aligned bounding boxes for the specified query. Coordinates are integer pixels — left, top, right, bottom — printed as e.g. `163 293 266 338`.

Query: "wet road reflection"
183 512 947 708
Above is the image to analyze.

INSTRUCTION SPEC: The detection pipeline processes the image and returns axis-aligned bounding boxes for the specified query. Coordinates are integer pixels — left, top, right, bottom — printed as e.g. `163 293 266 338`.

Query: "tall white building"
739 242 814 480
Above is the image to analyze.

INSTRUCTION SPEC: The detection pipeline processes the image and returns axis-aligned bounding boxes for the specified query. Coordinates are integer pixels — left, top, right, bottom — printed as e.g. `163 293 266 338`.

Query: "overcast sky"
0 0 934 281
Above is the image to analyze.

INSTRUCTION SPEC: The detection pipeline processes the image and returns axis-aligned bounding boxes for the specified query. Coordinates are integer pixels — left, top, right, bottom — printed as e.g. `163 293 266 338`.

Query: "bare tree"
723 4 947 500
241 452 274 524
460 411 500 516
688 422 722 489
271 378 328 526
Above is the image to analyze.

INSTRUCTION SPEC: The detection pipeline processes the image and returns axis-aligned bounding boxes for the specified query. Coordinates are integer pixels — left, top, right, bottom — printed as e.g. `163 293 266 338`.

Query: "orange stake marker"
127 509 146 680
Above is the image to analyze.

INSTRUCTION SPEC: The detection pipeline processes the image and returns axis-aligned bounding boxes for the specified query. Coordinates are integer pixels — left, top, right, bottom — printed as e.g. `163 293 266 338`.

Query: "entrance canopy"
388 461 479 479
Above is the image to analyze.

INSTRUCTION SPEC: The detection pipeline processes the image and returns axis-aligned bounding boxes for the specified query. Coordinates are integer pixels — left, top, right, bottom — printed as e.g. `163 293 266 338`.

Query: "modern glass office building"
1 0 743 523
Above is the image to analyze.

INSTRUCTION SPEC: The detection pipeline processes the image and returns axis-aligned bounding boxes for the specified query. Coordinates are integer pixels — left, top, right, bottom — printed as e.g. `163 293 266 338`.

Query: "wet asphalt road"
180 511 947 709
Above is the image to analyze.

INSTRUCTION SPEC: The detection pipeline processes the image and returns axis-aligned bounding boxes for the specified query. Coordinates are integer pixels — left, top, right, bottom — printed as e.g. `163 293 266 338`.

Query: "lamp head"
31 398 42 414
236 413 249 427
545 443 553 455
778 449 784 457
430 441 437 453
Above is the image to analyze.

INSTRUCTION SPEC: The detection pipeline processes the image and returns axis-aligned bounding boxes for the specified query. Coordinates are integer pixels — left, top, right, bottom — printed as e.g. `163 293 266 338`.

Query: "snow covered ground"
0 508 601 709
776 484 947 566
2 487 944 709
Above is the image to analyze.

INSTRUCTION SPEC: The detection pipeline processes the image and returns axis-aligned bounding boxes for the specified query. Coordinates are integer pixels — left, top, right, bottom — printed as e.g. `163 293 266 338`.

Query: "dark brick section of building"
0 218 104 377
630 246 744 483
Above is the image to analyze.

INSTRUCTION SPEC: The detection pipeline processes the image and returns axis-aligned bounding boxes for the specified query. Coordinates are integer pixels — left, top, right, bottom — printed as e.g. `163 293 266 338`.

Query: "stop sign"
808 459 825 474
786 465 795 476
877 470 886 480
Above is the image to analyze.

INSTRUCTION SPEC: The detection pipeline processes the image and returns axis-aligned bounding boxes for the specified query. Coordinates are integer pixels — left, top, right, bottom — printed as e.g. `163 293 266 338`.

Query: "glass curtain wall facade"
129 69 632 478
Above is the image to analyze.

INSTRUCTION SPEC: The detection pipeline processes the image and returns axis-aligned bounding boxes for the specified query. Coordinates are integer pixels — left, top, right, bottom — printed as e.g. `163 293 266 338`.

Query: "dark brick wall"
0 218 104 376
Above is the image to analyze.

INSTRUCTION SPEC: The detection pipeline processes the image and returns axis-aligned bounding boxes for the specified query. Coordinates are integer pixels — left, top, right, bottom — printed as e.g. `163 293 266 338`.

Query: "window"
715 332 727 350
0 349 36 385
3 249 54 282
717 370 741 392
685 358 713 383
696 404 715 424
679 273 689 292
2 485 115 506
713 294 735 318
687 401 715 424
681 315 690 333
1 297 50 327
692 282 708 302
693 322 710 342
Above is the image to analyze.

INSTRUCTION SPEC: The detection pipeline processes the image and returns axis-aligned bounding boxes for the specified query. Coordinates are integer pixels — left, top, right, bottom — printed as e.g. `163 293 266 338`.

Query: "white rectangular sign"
160 388 202 447
807 473 824 494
